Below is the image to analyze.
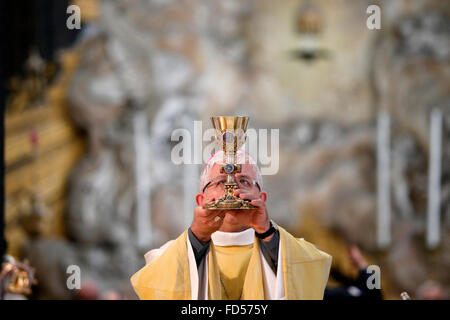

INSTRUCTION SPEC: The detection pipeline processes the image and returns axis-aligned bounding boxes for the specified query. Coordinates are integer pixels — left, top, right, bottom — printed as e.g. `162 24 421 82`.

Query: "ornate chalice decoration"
203 116 258 210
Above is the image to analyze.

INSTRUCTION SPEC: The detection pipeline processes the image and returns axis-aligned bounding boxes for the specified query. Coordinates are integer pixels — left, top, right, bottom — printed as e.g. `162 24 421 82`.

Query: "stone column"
427 108 443 249
377 109 391 248
134 112 152 248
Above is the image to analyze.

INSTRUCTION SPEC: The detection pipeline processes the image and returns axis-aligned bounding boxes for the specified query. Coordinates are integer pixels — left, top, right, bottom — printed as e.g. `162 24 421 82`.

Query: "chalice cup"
203 116 258 210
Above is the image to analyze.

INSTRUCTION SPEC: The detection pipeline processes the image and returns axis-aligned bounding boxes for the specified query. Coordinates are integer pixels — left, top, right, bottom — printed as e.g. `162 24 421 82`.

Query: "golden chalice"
203 116 258 210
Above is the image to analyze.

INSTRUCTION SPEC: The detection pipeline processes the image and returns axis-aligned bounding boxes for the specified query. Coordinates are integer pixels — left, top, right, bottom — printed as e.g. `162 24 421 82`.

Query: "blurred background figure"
70 281 123 300
72 280 100 300
416 281 446 300
325 245 383 300
1 0 449 299
101 290 122 300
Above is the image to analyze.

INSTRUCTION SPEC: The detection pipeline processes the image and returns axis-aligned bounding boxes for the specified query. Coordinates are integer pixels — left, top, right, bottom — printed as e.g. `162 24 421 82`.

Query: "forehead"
208 163 256 180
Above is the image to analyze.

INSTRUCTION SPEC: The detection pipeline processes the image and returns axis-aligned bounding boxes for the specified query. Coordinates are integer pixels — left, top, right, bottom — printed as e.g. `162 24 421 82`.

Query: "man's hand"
231 189 272 239
348 245 369 270
190 206 226 242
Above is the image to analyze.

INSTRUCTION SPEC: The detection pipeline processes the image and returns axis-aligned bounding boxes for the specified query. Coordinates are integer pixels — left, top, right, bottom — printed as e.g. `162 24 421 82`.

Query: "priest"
130 150 332 299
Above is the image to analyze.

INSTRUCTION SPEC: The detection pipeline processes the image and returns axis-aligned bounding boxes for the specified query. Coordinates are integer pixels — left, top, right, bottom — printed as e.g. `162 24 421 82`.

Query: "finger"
233 189 250 198
250 199 265 207
195 207 212 218
206 220 217 228
216 210 227 216
205 210 226 220
211 213 223 221
237 192 256 201
208 215 224 227
208 212 225 224
197 207 221 218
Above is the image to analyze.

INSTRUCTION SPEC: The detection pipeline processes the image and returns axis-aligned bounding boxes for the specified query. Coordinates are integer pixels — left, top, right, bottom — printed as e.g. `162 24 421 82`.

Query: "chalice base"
203 195 258 210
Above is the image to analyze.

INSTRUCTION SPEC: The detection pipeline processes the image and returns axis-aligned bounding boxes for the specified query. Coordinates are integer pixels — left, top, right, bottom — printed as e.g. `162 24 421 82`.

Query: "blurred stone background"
3 0 449 299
